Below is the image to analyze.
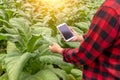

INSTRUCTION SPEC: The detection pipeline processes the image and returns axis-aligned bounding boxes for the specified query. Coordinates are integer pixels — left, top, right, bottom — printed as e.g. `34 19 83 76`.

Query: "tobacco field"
0 0 104 80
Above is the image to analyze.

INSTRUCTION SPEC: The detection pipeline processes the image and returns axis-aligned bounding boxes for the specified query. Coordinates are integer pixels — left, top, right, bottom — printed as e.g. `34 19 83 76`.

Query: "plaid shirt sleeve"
62 6 119 66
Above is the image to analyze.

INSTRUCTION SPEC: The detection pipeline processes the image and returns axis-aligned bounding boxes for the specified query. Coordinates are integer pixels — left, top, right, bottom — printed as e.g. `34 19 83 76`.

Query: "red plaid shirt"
62 0 120 80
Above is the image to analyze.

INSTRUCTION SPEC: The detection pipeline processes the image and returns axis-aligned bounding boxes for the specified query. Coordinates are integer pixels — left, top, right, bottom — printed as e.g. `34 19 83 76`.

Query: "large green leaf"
5 42 34 80
5 52 34 80
27 35 42 52
9 18 31 44
43 36 57 45
33 69 59 80
50 68 68 80
0 33 25 51
9 18 31 29
72 27 84 35
3 27 18 34
31 27 52 37
0 33 18 42
33 38 48 52
74 22 89 33
20 69 59 80
71 69 82 78
39 55 70 66
7 41 19 54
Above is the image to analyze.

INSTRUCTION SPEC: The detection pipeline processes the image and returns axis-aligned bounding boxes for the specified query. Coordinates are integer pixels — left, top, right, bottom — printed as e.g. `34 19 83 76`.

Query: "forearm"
58 48 64 54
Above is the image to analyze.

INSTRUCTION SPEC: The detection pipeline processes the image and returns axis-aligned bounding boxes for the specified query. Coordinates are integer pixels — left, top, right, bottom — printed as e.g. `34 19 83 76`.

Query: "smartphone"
57 23 75 41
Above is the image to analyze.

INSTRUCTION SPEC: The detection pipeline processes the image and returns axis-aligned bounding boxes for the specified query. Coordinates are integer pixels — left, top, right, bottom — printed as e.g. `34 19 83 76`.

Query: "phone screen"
58 24 74 40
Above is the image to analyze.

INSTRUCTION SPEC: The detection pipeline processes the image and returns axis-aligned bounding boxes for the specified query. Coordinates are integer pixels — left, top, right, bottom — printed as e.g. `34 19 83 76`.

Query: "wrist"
58 48 64 54
77 35 84 42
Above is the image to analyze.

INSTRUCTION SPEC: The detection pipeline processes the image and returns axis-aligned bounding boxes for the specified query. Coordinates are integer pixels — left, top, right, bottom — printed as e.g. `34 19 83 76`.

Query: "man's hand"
70 28 84 42
49 43 64 54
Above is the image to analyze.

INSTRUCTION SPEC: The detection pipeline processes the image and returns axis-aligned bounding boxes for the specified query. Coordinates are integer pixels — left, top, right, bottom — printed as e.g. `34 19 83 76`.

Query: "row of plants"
0 0 104 80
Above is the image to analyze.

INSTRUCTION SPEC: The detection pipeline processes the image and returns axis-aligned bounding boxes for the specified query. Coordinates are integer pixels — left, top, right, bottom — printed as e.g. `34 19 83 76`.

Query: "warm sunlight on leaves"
41 0 65 10
43 0 62 3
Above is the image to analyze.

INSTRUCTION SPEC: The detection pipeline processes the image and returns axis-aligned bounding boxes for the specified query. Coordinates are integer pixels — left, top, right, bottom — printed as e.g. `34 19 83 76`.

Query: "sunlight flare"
43 0 63 4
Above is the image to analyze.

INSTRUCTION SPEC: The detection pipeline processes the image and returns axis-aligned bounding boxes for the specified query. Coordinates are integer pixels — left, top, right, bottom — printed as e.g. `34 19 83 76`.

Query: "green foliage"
71 69 82 80
50 68 68 80
0 17 74 80
74 22 90 33
34 69 59 80
0 73 8 80
0 0 104 80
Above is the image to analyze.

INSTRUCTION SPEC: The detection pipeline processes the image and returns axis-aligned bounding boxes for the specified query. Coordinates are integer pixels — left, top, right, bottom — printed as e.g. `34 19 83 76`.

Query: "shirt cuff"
62 48 70 62
62 48 71 63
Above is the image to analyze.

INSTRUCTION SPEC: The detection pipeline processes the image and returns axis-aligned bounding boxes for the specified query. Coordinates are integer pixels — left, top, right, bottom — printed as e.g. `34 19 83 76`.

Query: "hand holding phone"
57 23 75 41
